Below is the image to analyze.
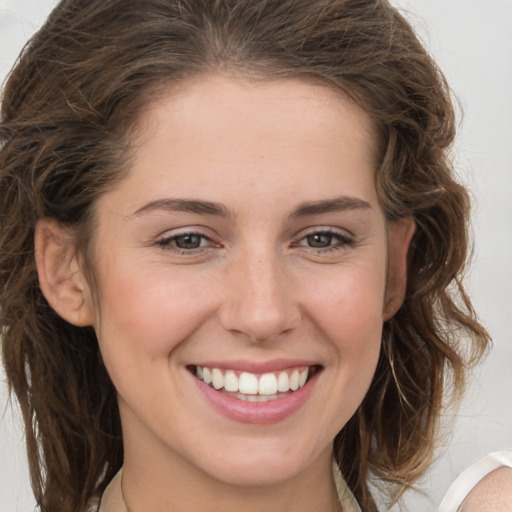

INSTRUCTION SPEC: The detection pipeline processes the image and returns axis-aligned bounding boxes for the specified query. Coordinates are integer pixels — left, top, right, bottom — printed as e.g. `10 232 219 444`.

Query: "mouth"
188 364 322 402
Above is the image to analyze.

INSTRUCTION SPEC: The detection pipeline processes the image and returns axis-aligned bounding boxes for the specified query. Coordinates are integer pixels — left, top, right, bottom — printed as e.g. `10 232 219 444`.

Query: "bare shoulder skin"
459 467 512 512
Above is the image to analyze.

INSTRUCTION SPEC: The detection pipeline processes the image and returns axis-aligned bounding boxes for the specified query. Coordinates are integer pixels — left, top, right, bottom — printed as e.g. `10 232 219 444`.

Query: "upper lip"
189 359 320 374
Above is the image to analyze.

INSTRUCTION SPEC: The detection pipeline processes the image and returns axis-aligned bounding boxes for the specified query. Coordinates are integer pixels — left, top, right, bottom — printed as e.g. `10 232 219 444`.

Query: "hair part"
0 1 489 511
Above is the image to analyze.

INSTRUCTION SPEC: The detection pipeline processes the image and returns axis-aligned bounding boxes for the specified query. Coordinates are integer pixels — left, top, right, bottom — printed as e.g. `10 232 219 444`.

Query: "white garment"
332 460 362 512
85 496 100 512
437 451 512 512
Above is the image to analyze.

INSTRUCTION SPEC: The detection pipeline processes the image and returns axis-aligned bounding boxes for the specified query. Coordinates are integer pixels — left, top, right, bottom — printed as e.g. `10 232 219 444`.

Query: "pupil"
307 233 332 248
176 234 201 249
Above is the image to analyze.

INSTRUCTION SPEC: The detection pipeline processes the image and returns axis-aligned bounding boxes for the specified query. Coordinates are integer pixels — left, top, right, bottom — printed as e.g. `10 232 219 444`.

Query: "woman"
0 1 490 511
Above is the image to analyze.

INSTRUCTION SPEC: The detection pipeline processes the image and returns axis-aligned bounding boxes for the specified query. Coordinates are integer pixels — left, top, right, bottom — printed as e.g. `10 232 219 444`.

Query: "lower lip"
191 372 317 425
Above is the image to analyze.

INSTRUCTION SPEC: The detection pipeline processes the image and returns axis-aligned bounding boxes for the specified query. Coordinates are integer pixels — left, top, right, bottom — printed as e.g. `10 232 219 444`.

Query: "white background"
1 1 511 510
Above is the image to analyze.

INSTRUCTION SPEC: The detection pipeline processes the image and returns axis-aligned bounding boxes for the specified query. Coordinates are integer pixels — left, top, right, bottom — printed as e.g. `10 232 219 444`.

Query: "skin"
459 467 512 512
35 75 414 512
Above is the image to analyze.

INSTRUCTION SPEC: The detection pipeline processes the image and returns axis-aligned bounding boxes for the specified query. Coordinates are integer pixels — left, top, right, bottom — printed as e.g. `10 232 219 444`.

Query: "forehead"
102 74 381 219
133 73 378 162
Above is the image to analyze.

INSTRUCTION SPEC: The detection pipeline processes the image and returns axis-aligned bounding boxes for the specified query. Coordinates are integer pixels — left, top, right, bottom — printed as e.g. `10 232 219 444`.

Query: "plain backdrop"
1 1 511 510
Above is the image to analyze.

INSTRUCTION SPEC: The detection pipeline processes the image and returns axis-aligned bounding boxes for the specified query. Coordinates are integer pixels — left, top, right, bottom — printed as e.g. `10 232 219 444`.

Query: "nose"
218 247 301 343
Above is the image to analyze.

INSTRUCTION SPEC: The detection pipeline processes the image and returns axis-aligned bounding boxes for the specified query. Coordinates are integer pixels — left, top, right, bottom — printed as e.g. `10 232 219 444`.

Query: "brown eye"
295 229 354 252
306 233 334 248
157 232 212 252
173 234 203 249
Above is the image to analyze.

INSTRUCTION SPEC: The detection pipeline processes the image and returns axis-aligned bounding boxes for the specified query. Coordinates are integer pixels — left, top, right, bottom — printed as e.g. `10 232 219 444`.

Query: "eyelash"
292 229 355 253
156 231 218 255
156 228 355 255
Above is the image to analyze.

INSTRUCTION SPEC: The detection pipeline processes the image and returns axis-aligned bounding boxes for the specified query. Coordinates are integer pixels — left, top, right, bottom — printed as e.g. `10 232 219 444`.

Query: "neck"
111 400 345 512
114 446 342 512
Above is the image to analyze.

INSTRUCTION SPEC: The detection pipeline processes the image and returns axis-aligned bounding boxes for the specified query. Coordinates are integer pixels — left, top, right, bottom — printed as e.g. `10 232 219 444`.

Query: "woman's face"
86 75 411 486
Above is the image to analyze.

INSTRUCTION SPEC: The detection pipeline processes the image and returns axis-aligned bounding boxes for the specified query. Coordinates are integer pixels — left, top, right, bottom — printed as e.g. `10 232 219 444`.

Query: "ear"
382 217 415 321
35 218 95 327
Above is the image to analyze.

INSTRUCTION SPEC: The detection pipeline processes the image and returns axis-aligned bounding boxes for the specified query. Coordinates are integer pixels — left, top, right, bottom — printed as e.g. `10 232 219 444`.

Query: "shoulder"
438 451 512 512
459 466 512 512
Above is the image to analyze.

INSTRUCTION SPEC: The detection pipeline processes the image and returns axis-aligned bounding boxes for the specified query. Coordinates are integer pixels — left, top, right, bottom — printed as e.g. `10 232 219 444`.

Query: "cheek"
298 264 385 435
93 262 217 370
305 262 386 345
306 262 385 388
92 265 220 413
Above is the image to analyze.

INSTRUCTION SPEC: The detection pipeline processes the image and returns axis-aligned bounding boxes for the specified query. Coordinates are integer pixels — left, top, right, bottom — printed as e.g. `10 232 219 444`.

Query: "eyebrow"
132 198 233 218
131 195 371 219
289 196 372 218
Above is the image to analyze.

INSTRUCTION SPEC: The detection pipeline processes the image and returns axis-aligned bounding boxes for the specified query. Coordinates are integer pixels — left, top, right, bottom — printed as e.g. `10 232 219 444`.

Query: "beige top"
87 462 362 512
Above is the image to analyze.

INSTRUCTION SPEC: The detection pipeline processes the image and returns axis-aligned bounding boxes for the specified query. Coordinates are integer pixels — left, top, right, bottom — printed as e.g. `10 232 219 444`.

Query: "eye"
156 231 217 252
294 229 354 251
172 233 205 249
305 232 336 248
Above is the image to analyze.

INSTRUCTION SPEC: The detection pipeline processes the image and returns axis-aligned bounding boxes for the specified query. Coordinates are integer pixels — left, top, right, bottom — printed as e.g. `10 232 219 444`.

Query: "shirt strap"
438 451 512 512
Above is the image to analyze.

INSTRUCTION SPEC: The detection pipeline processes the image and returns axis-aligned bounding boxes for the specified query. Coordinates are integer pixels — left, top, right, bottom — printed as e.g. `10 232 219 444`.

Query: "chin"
205 459 302 487
194 436 328 487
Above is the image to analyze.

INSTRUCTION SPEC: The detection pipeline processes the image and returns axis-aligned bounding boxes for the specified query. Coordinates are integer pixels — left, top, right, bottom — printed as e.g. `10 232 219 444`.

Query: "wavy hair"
0 1 489 511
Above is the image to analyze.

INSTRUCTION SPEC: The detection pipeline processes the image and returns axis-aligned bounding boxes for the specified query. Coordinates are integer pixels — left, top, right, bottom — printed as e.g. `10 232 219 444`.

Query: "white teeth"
234 392 283 402
211 368 224 390
277 371 289 392
239 372 259 394
289 369 300 391
202 367 212 385
258 373 278 395
194 366 313 397
224 370 239 392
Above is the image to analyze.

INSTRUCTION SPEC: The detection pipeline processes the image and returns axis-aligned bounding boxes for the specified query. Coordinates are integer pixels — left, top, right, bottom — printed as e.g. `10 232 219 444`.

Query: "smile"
188 362 322 424
192 366 314 401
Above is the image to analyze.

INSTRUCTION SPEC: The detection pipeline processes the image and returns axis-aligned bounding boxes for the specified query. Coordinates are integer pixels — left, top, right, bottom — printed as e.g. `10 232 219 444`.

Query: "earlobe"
34 218 95 327
383 217 415 321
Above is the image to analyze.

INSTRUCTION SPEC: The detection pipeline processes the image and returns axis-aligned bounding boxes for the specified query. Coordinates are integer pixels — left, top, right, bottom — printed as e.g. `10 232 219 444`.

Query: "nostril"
217 265 301 341
219 300 301 343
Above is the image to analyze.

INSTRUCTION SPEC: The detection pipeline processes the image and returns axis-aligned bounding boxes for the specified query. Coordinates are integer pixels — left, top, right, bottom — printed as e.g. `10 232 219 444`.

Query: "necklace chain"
119 471 132 512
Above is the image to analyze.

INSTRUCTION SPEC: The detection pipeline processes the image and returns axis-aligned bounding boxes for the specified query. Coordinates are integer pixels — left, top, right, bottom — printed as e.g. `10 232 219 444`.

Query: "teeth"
202 367 212 385
224 370 239 392
194 366 311 396
211 368 224 390
289 369 300 391
258 373 278 395
234 392 284 402
277 371 289 392
239 372 259 394
299 369 308 387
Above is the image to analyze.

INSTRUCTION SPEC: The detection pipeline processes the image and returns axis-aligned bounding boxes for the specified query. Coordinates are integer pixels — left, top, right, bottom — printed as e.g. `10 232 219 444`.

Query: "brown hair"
0 1 489 511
